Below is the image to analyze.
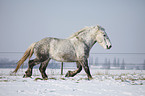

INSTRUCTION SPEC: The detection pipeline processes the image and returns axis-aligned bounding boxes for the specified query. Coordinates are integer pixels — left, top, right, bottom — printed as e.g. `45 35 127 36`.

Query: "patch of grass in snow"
0 76 4 79
0 80 9 82
34 77 58 81
49 77 57 80
140 77 145 80
93 72 145 85
111 73 145 85
34 78 43 81
0 76 8 82
60 78 66 80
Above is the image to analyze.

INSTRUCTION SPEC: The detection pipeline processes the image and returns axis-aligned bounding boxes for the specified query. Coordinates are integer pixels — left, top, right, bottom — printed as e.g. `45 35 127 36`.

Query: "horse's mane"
68 26 94 39
68 25 104 39
68 27 87 39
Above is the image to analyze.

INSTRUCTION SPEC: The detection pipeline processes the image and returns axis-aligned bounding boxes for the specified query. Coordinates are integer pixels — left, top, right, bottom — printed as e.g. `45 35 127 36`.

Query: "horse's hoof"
23 74 26 78
65 73 69 77
65 71 71 77
43 77 48 80
88 77 93 80
23 74 32 78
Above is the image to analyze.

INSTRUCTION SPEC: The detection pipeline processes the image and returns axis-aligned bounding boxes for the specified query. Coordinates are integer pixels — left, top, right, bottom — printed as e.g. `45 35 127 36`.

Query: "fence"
0 52 145 71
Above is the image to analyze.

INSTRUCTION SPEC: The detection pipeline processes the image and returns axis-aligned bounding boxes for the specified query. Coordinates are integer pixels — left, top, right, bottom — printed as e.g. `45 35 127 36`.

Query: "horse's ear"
94 25 99 31
97 25 100 29
93 26 96 28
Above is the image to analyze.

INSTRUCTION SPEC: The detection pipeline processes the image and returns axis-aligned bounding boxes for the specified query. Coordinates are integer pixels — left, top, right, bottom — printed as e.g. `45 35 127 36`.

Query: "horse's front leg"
80 59 93 80
65 62 82 77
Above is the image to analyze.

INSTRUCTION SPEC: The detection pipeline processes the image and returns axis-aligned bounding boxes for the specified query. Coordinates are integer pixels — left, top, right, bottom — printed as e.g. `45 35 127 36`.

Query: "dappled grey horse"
13 25 112 80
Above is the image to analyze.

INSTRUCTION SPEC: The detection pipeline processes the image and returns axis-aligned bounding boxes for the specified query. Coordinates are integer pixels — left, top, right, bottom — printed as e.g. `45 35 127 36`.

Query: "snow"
0 68 145 96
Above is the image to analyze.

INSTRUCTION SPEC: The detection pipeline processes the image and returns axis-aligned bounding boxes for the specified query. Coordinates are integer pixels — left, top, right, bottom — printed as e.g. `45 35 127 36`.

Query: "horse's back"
34 37 77 62
49 38 77 62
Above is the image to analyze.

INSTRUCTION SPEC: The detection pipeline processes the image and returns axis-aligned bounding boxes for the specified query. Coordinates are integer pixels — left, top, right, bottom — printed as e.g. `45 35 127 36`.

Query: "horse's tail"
13 42 36 73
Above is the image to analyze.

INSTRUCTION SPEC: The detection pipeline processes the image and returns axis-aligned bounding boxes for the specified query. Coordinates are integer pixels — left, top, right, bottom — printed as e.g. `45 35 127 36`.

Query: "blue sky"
0 0 145 54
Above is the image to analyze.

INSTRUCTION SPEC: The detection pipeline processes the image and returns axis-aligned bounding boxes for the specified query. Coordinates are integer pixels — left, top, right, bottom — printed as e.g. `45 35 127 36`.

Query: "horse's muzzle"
107 45 112 49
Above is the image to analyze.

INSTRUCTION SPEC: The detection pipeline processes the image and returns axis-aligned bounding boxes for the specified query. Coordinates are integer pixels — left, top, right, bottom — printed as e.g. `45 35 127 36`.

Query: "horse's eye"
103 35 106 37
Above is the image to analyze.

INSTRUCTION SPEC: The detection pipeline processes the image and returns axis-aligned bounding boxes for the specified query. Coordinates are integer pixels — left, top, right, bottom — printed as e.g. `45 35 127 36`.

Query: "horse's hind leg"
39 59 50 80
65 62 82 77
23 58 40 78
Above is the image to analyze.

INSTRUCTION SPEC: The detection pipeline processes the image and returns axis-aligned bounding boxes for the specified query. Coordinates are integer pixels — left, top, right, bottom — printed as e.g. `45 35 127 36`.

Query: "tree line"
89 57 145 70
0 57 145 70
0 58 60 69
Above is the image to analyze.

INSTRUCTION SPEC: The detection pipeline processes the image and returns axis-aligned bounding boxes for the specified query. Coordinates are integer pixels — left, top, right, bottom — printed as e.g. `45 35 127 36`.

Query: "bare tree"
143 60 145 70
113 58 116 67
95 57 98 66
117 58 120 67
120 59 125 70
107 59 110 69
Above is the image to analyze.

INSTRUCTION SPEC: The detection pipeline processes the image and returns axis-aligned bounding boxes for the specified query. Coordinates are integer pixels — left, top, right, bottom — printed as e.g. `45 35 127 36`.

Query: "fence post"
61 62 63 75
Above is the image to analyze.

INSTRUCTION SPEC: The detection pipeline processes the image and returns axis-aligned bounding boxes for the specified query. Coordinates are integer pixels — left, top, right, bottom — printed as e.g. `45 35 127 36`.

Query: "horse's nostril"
110 45 112 48
107 45 112 49
106 45 108 49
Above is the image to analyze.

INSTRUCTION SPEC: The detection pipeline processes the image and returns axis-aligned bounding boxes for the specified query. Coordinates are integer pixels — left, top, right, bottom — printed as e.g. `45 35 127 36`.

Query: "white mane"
68 27 89 39
68 25 104 39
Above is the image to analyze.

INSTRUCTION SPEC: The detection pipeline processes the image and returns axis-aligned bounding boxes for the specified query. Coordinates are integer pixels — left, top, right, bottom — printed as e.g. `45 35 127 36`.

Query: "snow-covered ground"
0 68 145 96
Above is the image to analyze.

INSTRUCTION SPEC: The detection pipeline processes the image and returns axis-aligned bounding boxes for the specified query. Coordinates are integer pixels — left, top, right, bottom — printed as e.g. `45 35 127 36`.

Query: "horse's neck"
77 31 96 50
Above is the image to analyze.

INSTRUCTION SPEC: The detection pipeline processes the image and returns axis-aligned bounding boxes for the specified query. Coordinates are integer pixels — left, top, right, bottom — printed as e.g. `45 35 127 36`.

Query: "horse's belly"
51 53 77 62
49 47 77 62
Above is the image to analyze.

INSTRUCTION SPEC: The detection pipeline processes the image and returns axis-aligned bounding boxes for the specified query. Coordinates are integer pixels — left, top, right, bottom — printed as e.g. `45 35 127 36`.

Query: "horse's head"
95 25 112 49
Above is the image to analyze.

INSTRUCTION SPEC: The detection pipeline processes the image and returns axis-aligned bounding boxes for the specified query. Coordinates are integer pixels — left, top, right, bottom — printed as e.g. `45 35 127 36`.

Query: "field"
0 68 145 96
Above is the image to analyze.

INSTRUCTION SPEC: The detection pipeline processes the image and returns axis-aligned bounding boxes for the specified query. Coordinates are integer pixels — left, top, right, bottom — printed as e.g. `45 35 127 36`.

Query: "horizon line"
0 52 145 54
